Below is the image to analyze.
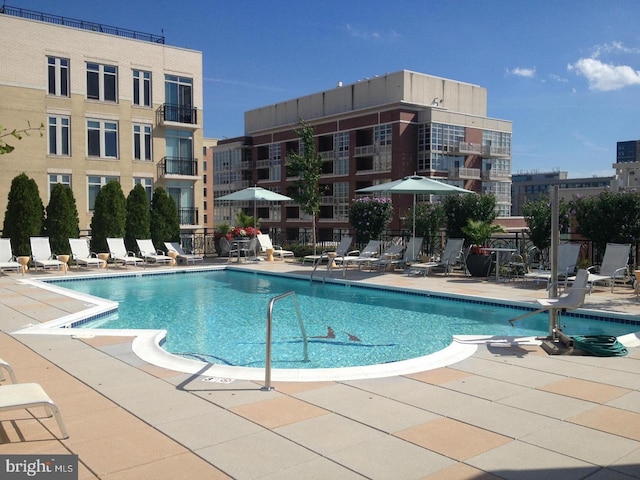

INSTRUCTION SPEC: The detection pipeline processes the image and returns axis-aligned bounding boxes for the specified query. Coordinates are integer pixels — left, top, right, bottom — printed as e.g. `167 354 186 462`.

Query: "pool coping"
11 266 640 382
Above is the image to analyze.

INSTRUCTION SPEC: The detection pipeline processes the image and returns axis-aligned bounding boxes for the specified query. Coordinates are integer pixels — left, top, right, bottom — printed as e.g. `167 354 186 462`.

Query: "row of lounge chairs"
0 237 203 273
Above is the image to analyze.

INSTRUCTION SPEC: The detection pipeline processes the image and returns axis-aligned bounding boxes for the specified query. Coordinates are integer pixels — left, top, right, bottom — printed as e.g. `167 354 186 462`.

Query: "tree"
522 195 571 253
407 202 446 255
0 122 44 155
286 119 324 253
90 180 126 253
2 173 44 255
125 184 151 253
44 184 79 255
571 191 640 260
349 197 393 244
150 187 180 249
443 194 497 240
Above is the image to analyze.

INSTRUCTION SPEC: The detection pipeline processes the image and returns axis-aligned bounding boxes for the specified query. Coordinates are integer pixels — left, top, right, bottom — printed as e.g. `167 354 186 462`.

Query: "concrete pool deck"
0 259 639 479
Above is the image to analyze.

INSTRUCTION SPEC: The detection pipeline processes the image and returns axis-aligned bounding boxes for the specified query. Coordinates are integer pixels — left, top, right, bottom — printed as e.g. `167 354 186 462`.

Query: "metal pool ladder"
262 291 309 391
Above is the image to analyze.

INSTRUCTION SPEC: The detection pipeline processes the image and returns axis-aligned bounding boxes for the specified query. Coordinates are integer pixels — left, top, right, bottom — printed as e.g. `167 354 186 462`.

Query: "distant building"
214 70 513 242
614 140 640 189
0 5 204 235
202 138 218 230
511 171 615 215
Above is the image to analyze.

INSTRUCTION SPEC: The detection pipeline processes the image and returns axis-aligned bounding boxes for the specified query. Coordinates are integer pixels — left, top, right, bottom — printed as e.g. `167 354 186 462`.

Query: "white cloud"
568 58 640 91
345 24 401 40
549 73 568 83
507 67 536 78
591 41 640 59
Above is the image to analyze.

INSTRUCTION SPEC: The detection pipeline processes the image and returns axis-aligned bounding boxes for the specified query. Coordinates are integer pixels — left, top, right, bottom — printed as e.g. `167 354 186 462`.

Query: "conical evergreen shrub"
150 187 180 249
2 173 44 256
90 180 126 253
125 183 151 253
44 183 79 255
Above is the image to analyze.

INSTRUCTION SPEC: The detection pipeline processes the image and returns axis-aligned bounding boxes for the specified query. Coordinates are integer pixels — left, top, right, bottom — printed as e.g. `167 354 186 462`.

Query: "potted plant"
462 219 506 277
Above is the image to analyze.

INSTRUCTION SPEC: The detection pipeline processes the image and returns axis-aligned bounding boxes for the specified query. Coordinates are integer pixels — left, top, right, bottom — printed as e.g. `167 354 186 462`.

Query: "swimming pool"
53 270 639 371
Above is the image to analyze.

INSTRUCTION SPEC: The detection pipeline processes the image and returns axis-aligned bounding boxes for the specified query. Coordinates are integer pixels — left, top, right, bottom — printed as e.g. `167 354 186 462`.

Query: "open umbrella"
356 175 473 256
216 186 292 229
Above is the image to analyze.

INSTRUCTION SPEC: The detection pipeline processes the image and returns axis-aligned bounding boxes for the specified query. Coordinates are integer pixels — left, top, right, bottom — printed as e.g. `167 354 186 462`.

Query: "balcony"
178 207 199 226
156 104 199 128
157 156 198 178
450 142 482 155
482 145 510 158
481 170 512 181
354 145 375 156
448 167 481 180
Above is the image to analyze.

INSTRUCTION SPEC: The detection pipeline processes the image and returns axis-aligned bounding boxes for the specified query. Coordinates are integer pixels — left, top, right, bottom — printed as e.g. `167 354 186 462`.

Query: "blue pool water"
55 270 639 369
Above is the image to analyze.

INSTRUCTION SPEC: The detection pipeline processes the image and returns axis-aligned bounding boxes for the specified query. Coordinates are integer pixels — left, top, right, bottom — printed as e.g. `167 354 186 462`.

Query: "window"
133 70 151 107
86 63 117 102
133 124 152 161
87 120 118 158
164 75 193 122
47 56 69 97
48 115 70 156
87 175 119 210
48 174 71 197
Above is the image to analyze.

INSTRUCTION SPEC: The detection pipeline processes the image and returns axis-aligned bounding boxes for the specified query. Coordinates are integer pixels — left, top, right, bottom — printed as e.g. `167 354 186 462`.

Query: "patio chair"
0 357 17 383
509 269 590 327
407 238 464 276
136 239 172 265
256 234 294 261
0 382 69 439
336 239 382 274
228 236 259 262
524 243 581 289
69 238 105 269
586 243 631 292
302 236 353 267
375 237 423 272
0 238 21 274
107 238 144 268
164 242 203 265
29 237 64 271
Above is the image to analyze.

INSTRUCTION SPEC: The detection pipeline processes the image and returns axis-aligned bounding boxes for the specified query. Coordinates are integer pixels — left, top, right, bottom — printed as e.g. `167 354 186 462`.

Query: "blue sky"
15 0 640 177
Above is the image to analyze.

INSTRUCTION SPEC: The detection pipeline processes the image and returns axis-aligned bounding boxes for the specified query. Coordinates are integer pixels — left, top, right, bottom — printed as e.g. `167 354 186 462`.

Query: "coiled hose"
571 335 628 357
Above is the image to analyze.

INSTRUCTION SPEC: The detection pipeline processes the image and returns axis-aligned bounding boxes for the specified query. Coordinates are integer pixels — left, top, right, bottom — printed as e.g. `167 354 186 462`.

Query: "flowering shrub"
349 197 393 243
230 226 259 237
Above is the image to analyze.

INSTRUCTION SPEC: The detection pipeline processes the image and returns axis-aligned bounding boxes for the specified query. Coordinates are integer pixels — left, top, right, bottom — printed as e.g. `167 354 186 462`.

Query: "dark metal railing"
178 208 199 226
157 104 198 125
157 156 198 177
0 5 165 44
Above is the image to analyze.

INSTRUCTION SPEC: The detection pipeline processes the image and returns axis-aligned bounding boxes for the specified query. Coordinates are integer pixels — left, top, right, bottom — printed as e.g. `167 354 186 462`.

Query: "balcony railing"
481 170 512 181
0 5 165 43
354 145 375 156
451 142 482 155
482 145 511 158
178 207 199 226
448 167 481 180
156 104 198 126
158 156 198 177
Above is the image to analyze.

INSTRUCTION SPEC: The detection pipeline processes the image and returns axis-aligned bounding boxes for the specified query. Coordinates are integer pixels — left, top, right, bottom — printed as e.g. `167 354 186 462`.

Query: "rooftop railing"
0 5 165 44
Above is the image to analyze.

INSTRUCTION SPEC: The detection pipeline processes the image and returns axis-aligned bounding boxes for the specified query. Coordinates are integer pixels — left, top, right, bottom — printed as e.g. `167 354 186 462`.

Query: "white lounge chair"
107 238 144 268
509 269 590 327
586 243 631 292
336 239 382 273
0 382 69 439
29 237 64 271
69 238 105 269
0 357 17 383
136 239 172 265
0 238 21 273
164 242 203 264
407 238 464 276
525 243 581 288
375 237 423 272
256 234 294 261
302 236 353 266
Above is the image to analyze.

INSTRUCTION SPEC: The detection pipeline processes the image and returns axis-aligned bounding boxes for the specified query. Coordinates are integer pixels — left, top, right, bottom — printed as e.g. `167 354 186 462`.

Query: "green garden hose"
571 335 628 357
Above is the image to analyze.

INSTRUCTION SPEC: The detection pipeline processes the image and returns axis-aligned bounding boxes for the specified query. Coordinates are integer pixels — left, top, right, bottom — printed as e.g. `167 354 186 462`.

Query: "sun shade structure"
217 186 293 229
356 175 472 256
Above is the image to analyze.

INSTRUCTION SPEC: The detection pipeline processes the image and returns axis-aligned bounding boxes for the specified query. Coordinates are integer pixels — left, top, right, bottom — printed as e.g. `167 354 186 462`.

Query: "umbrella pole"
412 193 416 258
